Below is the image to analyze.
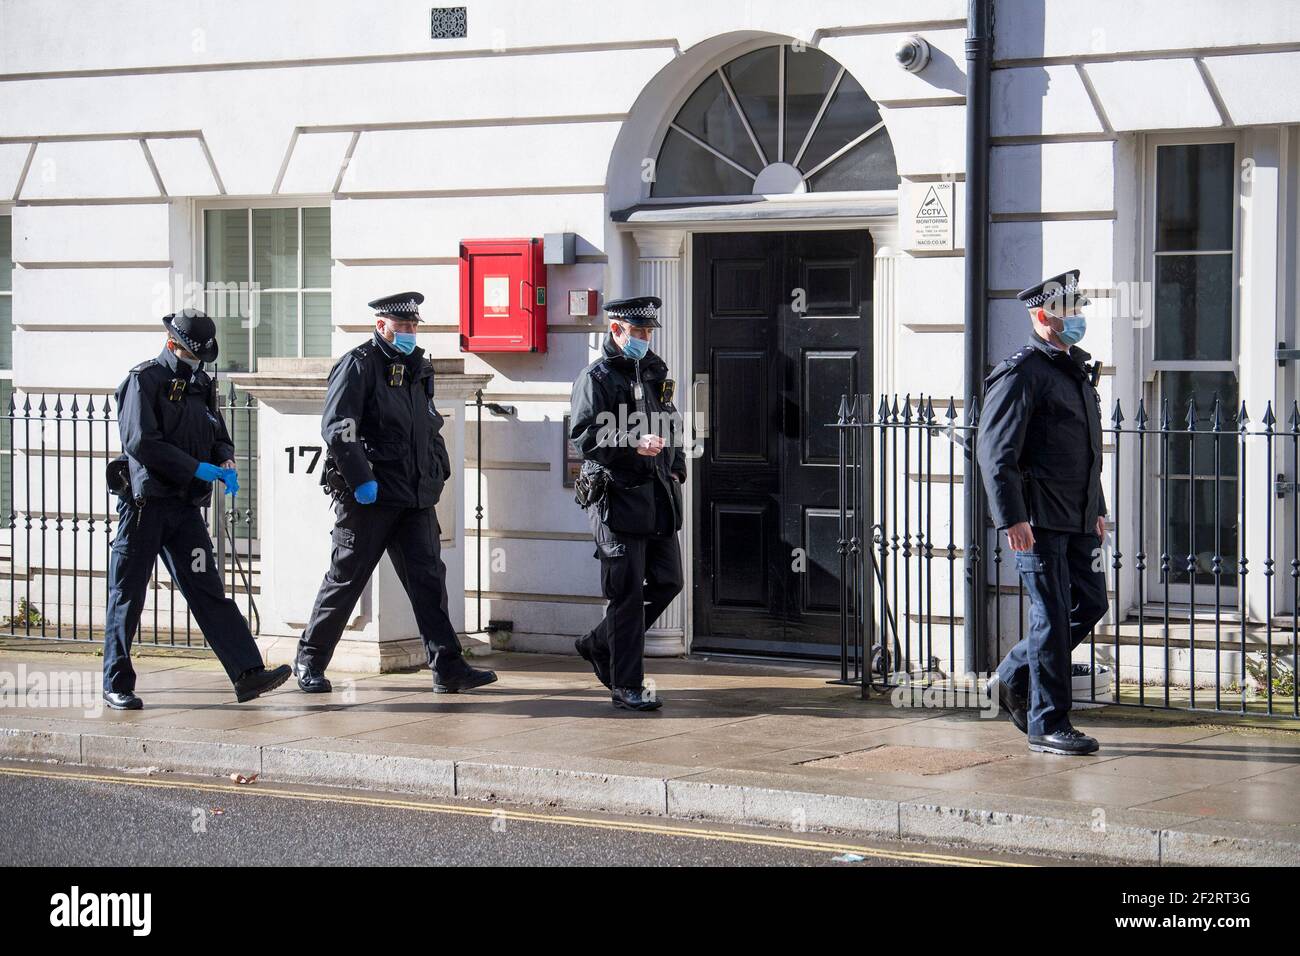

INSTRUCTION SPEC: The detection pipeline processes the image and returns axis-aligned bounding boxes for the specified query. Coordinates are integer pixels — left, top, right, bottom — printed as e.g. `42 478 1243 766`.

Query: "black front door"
692 229 872 659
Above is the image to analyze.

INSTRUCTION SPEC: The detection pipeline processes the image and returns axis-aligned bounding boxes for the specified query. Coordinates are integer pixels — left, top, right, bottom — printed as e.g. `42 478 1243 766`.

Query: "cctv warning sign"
912 181 954 250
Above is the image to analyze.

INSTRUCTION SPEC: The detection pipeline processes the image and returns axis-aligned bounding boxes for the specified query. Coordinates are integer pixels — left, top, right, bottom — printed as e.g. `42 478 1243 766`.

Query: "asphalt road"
0 761 1060 867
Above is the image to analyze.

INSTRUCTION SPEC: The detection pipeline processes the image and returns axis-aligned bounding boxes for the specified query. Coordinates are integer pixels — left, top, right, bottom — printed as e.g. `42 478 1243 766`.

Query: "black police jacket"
569 334 687 536
977 336 1107 533
322 333 451 509
116 348 236 506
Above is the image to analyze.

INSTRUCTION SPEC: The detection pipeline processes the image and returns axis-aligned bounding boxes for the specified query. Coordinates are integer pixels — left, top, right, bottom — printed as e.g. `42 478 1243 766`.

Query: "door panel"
692 229 872 658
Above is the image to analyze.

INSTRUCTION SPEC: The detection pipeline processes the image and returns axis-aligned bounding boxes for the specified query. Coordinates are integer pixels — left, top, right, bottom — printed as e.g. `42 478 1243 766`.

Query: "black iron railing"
835 392 1300 720
0 384 259 648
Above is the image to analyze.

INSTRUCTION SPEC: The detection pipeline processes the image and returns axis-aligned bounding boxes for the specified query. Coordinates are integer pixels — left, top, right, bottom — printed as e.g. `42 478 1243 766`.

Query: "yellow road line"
0 763 1030 866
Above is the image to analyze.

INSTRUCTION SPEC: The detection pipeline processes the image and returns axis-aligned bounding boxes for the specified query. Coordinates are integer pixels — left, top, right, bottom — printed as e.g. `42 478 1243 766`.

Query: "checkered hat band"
380 301 420 314
1024 279 1080 308
171 326 202 354
608 305 658 318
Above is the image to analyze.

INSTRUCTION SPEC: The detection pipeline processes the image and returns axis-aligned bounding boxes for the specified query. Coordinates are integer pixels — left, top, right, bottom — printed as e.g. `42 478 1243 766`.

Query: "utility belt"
320 455 351 501
574 465 609 511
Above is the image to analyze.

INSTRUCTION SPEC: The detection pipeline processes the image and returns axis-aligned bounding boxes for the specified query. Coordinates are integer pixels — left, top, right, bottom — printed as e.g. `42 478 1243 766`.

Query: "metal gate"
835 391 1299 720
0 383 259 649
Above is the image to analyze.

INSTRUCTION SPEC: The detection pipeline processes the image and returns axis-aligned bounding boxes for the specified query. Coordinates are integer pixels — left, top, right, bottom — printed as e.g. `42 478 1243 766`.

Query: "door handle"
693 374 710 439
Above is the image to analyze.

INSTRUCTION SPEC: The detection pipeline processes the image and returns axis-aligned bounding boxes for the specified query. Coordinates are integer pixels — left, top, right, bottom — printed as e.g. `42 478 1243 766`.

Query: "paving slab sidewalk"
1 646 1298 866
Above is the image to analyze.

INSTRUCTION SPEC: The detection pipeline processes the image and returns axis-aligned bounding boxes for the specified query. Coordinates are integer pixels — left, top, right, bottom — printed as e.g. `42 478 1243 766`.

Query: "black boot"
433 665 498 694
233 664 292 703
989 674 1027 734
293 650 332 694
611 687 662 712
103 691 143 711
1028 723 1099 756
575 634 611 689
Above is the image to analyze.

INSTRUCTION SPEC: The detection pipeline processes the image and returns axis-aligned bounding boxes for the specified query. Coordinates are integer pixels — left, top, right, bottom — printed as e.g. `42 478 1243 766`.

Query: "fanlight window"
651 44 898 198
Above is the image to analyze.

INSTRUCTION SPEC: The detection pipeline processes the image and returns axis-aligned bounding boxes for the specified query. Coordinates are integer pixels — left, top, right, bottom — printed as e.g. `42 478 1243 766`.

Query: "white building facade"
2 1 1299 684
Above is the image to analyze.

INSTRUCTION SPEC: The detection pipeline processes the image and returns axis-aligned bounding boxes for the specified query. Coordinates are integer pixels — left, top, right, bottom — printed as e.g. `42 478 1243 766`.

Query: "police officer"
569 295 685 712
294 292 496 695
102 309 291 710
978 269 1108 756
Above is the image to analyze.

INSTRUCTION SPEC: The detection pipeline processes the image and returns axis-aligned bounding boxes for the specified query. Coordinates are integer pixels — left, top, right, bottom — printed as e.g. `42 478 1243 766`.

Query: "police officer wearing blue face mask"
569 296 685 711
978 270 1109 756
295 292 496 695
102 309 292 710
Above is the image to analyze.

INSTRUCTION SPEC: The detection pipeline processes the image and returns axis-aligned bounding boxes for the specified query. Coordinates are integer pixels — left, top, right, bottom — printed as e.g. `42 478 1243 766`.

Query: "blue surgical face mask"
621 335 649 361
392 331 417 355
1057 315 1087 346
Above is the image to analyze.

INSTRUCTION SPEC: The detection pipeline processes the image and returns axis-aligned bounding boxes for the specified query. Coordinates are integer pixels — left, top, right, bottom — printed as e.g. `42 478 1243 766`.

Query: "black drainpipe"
963 0 993 675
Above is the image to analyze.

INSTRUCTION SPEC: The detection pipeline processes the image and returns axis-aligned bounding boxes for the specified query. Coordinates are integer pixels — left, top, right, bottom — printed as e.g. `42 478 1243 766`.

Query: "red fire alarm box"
459 238 548 353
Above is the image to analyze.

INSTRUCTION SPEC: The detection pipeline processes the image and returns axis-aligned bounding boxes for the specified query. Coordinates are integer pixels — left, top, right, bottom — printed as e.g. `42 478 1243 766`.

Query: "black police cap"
162 308 219 363
368 291 424 320
604 295 661 328
1017 269 1090 316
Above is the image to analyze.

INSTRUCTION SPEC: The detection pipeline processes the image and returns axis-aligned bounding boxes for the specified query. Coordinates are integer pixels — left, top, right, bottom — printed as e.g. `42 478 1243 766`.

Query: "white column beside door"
633 228 687 657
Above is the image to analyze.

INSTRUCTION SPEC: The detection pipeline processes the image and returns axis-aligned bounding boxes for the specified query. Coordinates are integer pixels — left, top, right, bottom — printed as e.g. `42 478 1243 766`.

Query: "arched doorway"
609 38 900 660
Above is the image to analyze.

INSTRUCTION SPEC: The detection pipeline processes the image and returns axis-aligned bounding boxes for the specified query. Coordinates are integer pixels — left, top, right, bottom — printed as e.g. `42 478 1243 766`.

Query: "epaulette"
129 358 159 376
351 339 376 359
589 360 611 383
984 345 1037 387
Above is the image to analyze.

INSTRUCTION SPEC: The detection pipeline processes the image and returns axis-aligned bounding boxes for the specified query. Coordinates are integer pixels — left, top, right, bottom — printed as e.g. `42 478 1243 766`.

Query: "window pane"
784 45 841 163
799 71 882 174
722 46 779 164
673 71 759 170
304 292 332 357
303 208 331 288
1166 476 1237 589
206 289 250 373
808 129 898 192
204 209 249 284
1161 369 1239 477
252 292 298 368
651 127 754 197
1156 143 1234 251
0 216 12 291
1154 254 1232 361
0 296 11 370
252 208 298 289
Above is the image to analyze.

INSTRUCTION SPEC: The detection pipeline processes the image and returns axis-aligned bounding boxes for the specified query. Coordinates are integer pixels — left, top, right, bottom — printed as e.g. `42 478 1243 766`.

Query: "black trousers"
103 497 263 694
586 508 684 689
996 528 1108 736
298 501 467 678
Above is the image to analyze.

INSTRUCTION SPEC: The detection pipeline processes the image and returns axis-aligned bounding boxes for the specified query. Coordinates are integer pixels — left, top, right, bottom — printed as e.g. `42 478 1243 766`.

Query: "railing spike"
836 394 849 423
1290 399 1300 434
1262 400 1276 430
1237 400 1250 430
1110 398 1124 426
1210 392 1224 431
1159 396 1171 431
1134 396 1148 428
902 394 913 423
945 396 957 421
1184 393 1197 430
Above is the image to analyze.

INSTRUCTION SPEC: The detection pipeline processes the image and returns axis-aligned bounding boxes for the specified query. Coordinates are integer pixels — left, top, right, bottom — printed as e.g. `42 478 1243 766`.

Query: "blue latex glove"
221 468 239 497
354 480 378 505
195 462 223 483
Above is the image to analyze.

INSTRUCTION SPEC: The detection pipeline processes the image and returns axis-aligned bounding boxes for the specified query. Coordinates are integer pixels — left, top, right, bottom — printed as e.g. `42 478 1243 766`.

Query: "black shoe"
611 687 662 712
433 666 498 694
103 691 143 711
575 634 612 689
990 674 1027 735
233 664 292 703
1028 724 1099 756
293 651 332 694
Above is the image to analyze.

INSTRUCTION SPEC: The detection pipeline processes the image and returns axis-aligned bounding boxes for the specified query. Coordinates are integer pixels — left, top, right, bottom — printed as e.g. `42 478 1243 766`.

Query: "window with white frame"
1150 140 1238 592
202 206 331 373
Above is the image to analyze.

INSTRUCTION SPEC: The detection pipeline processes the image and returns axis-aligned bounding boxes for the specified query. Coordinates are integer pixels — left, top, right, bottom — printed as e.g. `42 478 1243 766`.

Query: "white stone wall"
3 0 1300 662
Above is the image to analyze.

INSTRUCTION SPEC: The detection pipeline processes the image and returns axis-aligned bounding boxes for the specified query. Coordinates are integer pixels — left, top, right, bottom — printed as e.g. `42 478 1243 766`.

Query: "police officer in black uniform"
569 295 685 712
978 269 1108 756
102 309 291 710
294 291 496 695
